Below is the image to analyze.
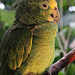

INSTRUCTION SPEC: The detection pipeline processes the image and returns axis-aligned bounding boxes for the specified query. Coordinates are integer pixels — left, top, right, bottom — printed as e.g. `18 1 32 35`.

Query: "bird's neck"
33 22 58 40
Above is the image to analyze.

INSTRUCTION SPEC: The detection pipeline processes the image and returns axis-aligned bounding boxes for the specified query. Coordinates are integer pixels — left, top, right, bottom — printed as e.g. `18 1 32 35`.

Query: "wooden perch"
44 48 75 75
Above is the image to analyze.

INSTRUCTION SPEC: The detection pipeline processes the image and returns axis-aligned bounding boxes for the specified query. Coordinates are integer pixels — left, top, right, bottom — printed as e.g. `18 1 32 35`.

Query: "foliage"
58 0 75 13
55 25 75 75
1 0 15 5
67 64 75 75
0 9 15 42
58 71 65 75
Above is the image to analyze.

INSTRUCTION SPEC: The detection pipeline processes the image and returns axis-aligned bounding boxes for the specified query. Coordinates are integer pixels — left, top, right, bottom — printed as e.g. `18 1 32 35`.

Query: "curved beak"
51 7 60 24
48 7 60 24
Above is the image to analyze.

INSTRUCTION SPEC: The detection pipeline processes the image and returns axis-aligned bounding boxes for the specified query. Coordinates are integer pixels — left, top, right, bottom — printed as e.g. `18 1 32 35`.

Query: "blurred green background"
0 0 75 75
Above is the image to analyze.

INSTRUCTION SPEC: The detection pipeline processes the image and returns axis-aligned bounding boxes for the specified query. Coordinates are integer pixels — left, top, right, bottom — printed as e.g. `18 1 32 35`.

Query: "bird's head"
15 0 60 25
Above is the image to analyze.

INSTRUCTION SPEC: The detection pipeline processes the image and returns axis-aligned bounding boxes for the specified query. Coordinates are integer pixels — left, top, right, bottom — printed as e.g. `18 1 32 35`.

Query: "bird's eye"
42 4 48 9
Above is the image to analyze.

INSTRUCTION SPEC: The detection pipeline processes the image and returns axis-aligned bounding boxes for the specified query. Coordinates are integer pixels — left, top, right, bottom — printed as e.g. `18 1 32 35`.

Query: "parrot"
0 0 60 75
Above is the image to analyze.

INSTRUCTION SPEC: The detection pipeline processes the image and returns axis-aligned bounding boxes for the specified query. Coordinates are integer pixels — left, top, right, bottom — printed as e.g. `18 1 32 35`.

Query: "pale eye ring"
42 4 48 9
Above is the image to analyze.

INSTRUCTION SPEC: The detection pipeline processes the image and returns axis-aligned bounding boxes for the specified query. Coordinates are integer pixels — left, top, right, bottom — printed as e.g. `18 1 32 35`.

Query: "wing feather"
0 25 33 70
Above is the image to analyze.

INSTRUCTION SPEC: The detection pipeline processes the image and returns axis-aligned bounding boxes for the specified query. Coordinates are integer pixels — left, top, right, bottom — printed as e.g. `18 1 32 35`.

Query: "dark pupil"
43 4 47 7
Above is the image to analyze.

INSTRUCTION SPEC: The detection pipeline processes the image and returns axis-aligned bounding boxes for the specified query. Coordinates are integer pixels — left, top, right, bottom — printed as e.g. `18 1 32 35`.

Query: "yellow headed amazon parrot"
0 0 60 75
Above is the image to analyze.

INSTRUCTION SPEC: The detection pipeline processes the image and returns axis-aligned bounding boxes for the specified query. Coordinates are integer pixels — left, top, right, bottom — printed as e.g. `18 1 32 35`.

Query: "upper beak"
49 7 60 24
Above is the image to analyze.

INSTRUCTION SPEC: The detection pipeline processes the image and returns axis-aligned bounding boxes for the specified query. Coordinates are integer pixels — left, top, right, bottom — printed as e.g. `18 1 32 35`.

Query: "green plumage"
0 0 60 75
14 23 58 75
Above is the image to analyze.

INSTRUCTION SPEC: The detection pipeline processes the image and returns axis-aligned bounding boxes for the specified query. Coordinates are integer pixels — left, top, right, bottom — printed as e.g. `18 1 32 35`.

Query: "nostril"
50 14 54 18
55 7 57 10
55 16 58 18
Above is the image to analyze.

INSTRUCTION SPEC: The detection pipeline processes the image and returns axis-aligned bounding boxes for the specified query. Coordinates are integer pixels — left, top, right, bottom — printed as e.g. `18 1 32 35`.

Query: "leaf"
67 63 75 75
58 71 65 75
